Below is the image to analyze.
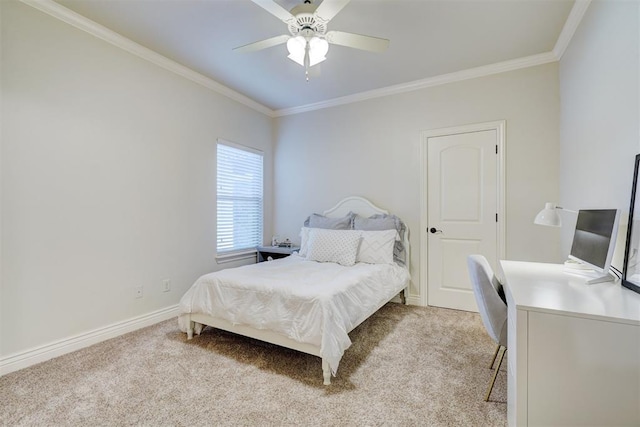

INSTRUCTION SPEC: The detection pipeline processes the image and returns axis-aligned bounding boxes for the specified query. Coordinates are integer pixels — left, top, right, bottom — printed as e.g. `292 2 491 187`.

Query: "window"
216 140 263 255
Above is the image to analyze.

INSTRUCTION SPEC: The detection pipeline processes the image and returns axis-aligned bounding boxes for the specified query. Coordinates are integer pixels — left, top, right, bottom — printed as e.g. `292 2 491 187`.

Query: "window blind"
216 141 263 254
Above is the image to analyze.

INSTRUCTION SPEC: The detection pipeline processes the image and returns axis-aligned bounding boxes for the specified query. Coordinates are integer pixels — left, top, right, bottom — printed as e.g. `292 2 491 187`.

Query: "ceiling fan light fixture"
308 36 328 66
286 36 306 66
287 35 328 68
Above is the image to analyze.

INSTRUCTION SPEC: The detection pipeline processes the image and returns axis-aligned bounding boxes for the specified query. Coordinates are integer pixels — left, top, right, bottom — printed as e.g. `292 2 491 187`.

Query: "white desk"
500 260 640 427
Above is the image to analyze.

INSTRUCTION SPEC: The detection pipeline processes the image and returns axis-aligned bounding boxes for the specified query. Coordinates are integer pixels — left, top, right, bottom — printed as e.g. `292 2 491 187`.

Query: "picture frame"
622 154 640 294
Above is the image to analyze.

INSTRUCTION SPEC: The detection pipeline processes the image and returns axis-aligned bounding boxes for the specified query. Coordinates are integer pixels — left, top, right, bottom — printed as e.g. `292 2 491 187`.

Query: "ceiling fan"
234 0 390 80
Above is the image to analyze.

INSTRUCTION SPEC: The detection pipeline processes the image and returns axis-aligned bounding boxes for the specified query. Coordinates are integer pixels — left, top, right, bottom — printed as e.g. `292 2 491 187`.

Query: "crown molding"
553 0 592 60
20 0 276 117
275 52 557 116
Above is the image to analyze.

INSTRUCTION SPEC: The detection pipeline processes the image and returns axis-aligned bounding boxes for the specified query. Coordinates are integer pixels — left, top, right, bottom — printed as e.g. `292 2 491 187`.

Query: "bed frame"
184 196 410 385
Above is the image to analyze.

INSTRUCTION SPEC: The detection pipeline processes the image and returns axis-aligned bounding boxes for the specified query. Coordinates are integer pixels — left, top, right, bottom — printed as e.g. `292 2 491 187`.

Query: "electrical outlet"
162 279 171 293
134 286 143 299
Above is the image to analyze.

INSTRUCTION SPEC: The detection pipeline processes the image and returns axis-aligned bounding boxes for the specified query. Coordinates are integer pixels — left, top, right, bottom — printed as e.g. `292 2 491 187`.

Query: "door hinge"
495 145 498 154
496 213 498 222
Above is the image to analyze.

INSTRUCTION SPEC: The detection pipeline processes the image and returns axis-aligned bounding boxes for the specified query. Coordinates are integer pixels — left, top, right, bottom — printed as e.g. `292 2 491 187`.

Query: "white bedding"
178 254 409 374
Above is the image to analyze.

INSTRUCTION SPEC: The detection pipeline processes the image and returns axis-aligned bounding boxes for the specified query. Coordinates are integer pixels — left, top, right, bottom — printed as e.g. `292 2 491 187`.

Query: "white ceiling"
53 0 575 112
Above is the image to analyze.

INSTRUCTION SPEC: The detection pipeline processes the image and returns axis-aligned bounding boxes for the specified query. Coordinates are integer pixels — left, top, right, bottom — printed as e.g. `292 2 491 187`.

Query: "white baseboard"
407 295 422 306
0 304 179 376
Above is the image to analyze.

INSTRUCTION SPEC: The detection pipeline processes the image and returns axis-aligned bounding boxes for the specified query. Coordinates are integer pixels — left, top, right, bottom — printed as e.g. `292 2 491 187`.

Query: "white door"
421 122 505 311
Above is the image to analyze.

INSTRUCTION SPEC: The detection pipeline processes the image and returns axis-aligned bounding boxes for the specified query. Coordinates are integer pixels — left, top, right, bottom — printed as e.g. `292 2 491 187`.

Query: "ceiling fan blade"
314 0 350 22
325 31 389 52
251 0 296 24
233 34 290 53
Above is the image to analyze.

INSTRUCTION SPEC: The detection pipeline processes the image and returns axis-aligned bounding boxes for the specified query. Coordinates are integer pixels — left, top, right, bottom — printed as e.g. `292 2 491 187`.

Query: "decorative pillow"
304 212 354 230
354 214 407 266
357 229 398 264
353 215 397 231
305 229 361 266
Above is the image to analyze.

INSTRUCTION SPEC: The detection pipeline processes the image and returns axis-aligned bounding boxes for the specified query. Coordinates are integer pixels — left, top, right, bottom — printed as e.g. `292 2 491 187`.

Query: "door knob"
429 227 443 234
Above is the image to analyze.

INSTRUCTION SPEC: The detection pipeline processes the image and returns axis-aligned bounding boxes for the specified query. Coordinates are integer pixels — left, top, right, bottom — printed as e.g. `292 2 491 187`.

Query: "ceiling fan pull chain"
304 40 311 81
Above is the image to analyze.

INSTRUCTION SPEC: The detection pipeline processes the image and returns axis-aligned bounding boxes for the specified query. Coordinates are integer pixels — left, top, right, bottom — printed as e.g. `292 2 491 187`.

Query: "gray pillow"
303 212 354 230
353 215 397 231
355 214 407 266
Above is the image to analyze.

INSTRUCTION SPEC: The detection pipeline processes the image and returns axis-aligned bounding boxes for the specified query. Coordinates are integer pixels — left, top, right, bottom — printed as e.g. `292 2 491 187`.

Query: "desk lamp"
534 202 577 227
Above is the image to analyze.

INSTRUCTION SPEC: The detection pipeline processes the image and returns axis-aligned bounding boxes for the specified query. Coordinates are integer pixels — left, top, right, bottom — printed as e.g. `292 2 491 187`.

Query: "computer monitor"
567 209 620 284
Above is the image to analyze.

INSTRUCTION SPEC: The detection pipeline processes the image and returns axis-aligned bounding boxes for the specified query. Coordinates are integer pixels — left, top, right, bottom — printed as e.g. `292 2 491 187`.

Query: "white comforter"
178 254 410 374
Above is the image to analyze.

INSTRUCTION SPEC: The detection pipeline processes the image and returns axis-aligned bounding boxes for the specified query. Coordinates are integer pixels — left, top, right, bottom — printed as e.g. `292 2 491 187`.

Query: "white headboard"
322 196 388 218
322 196 410 271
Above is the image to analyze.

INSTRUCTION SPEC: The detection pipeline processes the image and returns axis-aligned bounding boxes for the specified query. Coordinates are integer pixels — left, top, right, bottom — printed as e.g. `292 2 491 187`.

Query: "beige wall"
0 1 273 356
559 0 640 270
274 63 562 302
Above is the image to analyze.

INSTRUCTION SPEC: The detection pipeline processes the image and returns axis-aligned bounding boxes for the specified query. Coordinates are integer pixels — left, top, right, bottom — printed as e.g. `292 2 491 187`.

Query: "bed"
178 196 411 385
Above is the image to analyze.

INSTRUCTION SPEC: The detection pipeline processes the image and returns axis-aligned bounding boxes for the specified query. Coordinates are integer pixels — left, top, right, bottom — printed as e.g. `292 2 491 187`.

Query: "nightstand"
256 245 300 262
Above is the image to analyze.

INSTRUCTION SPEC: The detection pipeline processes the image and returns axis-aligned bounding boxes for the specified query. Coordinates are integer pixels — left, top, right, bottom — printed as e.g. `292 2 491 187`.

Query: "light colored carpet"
1 303 507 426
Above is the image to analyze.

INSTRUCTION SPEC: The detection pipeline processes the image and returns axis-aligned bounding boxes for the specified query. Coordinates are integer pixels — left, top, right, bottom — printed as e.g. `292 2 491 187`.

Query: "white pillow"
305 229 361 266
298 227 309 257
299 227 311 257
357 229 398 264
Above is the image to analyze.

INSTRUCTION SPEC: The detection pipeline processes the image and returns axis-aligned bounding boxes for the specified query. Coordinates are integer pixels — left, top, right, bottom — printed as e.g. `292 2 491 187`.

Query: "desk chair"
467 254 508 401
